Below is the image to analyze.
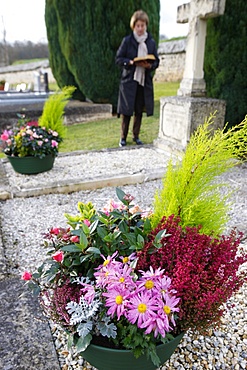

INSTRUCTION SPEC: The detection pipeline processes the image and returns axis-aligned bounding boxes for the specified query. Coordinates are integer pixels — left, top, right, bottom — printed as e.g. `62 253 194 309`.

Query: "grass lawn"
59 81 179 153
0 81 179 158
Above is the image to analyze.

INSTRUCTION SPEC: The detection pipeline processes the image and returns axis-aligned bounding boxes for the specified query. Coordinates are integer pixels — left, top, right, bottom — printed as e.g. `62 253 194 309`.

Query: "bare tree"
0 16 9 66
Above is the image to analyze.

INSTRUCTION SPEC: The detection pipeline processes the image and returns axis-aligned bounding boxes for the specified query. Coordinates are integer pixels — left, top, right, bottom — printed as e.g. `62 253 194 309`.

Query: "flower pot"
80 332 185 370
7 154 55 174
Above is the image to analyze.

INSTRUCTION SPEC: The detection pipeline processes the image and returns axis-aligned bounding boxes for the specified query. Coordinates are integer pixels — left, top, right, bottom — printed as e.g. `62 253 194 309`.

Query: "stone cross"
177 0 226 97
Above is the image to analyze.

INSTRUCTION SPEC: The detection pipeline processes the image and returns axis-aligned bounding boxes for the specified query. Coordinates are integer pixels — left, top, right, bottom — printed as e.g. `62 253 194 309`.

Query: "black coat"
115 32 159 117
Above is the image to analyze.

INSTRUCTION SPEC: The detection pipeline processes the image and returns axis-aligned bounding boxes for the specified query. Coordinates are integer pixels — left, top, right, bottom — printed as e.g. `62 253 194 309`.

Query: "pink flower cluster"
80 253 180 338
102 199 126 215
1 129 11 141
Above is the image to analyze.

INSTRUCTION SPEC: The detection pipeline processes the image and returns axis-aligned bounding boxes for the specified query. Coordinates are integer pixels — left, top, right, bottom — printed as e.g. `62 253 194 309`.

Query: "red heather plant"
40 278 81 328
136 215 247 334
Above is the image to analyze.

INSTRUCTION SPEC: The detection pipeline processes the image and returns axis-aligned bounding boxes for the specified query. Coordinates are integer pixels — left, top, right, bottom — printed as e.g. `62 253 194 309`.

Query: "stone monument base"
154 96 226 155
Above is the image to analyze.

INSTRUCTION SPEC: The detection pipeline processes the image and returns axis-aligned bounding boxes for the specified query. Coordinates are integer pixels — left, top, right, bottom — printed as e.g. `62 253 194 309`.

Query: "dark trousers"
121 85 144 140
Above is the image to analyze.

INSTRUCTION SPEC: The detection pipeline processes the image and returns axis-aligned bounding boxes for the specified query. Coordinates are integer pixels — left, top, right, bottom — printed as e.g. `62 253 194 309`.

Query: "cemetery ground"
0 81 179 158
0 79 246 369
57 81 179 153
0 147 246 369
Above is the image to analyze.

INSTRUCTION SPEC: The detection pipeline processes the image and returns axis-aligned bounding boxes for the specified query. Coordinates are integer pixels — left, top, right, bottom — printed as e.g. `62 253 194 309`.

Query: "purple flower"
127 290 157 328
140 314 169 337
159 293 180 327
103 285 130 320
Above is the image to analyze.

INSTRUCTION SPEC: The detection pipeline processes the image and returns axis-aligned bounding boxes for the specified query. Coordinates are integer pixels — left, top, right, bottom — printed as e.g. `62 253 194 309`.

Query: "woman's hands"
133 60 152 69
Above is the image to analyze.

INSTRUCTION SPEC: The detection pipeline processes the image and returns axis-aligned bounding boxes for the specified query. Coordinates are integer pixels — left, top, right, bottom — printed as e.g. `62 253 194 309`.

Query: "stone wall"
0 60 56 88
0 39 186 87
154 39 186 82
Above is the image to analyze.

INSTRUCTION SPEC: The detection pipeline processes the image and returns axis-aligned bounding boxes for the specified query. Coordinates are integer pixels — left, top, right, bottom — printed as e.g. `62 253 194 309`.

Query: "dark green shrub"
45 0 160 109
204 0 247 127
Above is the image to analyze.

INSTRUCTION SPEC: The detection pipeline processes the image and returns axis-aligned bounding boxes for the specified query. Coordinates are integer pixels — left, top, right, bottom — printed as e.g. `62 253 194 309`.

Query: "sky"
0 0 188 43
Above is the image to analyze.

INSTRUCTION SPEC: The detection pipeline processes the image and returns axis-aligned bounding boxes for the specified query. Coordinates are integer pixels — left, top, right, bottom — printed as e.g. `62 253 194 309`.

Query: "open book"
133 54 156 63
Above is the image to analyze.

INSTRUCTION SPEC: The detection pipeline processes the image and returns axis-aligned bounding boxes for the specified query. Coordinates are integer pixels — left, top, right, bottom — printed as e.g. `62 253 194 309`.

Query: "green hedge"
204 0 247 127
45 0 160 109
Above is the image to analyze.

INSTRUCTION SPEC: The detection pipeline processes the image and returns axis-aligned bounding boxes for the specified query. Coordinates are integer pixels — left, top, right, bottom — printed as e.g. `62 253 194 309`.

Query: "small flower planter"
80 332 185 370
7 154 55 175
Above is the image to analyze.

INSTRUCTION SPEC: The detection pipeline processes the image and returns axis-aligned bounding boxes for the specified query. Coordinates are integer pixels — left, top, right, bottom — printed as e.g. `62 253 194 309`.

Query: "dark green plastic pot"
7 154 55 175
80 332 185 370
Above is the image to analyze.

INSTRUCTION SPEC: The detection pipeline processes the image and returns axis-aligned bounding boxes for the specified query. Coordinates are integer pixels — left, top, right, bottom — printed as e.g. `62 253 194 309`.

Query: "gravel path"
2 147 169 192
0 148 246 370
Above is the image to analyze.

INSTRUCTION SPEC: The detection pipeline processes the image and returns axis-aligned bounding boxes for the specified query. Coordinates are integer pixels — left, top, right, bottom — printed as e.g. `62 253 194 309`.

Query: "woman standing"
116 9 160 147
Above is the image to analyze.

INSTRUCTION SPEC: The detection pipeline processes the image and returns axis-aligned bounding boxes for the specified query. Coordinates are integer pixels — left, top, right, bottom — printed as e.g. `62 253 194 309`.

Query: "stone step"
0 276 61 370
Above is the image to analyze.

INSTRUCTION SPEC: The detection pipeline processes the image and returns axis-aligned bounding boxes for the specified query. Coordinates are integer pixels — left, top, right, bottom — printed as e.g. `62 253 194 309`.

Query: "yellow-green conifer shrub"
38 86 76 139
151 113 247 236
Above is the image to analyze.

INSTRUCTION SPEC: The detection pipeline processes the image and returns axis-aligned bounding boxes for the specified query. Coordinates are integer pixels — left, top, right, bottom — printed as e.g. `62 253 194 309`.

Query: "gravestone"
33 70 49 92
155 0 226 154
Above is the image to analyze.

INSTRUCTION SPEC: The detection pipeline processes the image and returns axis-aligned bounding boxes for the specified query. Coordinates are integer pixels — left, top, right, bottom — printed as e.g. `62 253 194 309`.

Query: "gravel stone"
0 147 246 369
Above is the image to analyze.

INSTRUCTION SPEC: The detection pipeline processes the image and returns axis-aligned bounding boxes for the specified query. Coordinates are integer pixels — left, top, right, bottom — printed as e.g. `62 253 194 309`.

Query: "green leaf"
79 231 88 249
75 333 92 353
149 347 161 367
67 334 74 349
63 257 72 267
154 229 170 242
118 220 129 233
125 234 137 245
70 229 81 236
143 218 152 233
110 210 124 219
161 333 174 343
97 215 109 225
97 225 108 239
86 247 101 254
104 233 116 243
60 245 82 252
89 220 98 233
80 254 91 263
81 222 90 235
116 187 126 202
28 282 41 296
137 234 144 245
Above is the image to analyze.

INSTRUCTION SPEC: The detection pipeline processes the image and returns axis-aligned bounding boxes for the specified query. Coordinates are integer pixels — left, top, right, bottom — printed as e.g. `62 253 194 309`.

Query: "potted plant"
21 113 247 369
0 86 75 174
0 79 6 90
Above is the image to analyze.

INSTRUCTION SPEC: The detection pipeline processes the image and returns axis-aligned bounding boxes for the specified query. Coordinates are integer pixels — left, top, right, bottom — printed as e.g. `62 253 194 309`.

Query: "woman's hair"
130 10 149 30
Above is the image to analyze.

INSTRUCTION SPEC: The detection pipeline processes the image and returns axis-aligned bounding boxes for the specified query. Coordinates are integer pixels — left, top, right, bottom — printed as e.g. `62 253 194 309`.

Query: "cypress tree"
45 0 85 101
45 0 160 108
204 0 247 127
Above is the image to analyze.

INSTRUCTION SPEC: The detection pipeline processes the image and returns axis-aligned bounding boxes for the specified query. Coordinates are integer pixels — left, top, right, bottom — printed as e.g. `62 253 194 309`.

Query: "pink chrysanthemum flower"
127 290 157 328
96 251 119 269
158 293 180 328
95 261 122 286
103 286 130 320
80 283 96 304
136 267 165 294
139 266 165 279
119 253 136 264
157 275 173 298
106 263 134 290
140 313 170 337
